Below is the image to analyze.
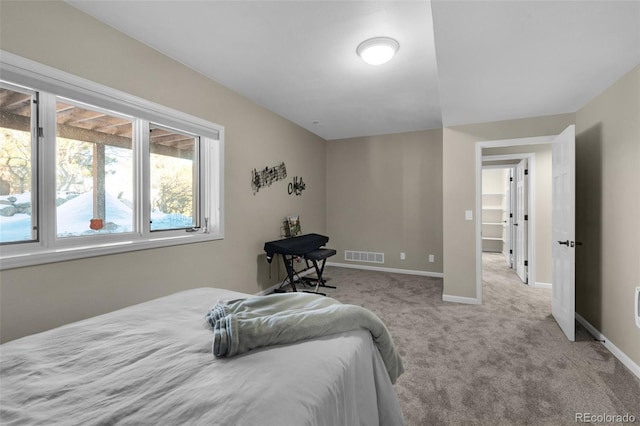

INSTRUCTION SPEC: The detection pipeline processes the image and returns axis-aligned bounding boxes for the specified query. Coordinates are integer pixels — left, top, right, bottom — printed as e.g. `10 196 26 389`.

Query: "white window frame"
146 121 202 234
0 51 225 270
0 81 40 244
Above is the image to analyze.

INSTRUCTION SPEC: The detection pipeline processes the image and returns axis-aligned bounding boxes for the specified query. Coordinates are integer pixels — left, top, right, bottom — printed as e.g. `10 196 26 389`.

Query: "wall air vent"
344 250 384 264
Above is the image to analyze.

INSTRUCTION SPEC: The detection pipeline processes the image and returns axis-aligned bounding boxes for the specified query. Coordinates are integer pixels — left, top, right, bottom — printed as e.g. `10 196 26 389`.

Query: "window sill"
0 231 223 270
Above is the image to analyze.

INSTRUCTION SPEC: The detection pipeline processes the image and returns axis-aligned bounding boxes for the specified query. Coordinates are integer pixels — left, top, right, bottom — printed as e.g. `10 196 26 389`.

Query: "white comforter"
0 288 404 426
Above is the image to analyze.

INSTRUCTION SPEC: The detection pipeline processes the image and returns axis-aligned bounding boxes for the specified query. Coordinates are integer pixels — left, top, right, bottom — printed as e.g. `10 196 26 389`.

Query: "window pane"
0 85 37 244
149 125 198 231
56 100 133 237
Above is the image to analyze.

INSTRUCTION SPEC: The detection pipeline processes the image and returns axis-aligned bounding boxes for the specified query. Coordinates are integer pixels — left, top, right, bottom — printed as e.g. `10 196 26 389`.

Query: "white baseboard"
442 294 481 305
259 262 443 295
534 281 552 289
575 313 640 381
326 262 443 278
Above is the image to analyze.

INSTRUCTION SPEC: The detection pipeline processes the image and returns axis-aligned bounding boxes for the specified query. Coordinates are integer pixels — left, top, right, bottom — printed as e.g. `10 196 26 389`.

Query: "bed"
0 288 405 425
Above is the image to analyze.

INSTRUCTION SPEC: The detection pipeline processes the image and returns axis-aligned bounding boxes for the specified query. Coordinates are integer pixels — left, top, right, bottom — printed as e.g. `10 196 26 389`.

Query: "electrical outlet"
400 252 405 260
428 254 434 263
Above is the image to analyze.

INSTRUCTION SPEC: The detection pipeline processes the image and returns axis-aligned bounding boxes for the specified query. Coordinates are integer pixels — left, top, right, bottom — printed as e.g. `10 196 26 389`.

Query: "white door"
515 159 528 283
504 170 513 267
552 125 576 341
508 167 516 269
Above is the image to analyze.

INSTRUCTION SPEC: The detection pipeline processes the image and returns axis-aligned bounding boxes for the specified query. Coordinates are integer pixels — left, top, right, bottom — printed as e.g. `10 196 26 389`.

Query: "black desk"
264 233 335 294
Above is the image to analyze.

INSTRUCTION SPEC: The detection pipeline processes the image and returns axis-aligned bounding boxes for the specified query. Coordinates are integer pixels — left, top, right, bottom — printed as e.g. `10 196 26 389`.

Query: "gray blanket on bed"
205 293 404 384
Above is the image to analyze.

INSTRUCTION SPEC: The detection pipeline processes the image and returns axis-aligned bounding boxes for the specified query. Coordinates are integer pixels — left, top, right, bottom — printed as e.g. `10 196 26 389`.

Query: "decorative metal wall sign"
288 176 306 196
252 162 287 194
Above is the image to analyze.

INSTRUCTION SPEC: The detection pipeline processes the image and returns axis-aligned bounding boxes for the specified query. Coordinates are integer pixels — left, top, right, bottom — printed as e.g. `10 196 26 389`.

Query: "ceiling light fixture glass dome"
356 37 399 65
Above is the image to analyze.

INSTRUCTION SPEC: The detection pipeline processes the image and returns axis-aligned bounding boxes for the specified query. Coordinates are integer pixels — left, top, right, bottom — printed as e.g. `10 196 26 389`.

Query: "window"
55 99 134 237
0 83 38 244
0 53 224 269
149 124 198 232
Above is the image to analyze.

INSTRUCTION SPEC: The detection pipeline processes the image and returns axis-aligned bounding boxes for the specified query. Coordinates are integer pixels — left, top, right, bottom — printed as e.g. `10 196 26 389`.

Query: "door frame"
475 135 554 302
482 155 535 285
481 164 516 265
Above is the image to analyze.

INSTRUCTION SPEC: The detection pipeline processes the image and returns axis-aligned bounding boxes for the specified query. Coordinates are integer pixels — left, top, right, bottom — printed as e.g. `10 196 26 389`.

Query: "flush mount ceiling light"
356 37 399 65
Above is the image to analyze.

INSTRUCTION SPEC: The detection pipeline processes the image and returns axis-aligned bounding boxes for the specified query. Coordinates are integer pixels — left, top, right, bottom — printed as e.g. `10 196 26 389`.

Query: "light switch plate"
635 287 640 329
465 210 473 221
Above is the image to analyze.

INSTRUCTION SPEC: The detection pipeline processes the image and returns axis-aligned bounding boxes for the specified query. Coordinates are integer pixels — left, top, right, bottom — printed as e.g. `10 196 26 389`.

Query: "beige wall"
575 65 640 367
481 168 508 194
484 144 553 284
326 129 443 273
442 114 575 300
0 1 327 342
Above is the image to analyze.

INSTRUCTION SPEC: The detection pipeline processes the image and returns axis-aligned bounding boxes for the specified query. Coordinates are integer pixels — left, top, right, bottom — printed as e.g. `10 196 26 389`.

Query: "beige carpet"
307 253 640 425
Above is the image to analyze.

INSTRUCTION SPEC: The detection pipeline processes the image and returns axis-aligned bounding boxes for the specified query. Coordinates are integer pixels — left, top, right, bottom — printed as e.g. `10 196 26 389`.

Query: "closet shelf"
482 190 507 252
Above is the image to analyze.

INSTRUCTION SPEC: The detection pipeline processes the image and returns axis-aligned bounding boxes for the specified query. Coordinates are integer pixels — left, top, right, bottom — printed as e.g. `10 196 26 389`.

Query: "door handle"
557 240 570 246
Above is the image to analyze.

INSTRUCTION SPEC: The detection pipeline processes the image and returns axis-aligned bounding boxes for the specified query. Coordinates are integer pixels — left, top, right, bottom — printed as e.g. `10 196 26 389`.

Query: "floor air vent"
344 250 384 264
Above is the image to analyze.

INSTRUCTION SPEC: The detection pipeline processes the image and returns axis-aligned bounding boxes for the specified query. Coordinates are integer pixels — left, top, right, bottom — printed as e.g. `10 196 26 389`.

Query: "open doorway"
481 166 514 267
482 166 520 282
475 126 576 341
481 156 533 286
475 135 556 304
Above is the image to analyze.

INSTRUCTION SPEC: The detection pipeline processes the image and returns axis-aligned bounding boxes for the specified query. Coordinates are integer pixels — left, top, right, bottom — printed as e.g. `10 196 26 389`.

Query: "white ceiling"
66 0 640 141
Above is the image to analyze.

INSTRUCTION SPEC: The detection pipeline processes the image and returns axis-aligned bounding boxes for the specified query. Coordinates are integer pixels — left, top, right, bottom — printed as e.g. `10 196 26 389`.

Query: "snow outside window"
55 99 134 238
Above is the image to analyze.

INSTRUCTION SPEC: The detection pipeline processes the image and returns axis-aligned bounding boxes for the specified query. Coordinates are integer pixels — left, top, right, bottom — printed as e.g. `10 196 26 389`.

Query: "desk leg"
311 258 336 291
280 254 298 292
